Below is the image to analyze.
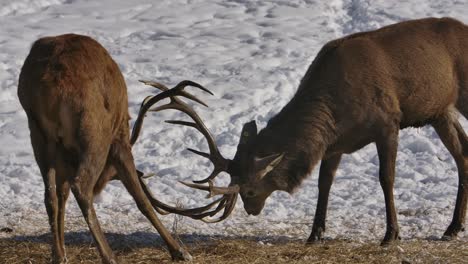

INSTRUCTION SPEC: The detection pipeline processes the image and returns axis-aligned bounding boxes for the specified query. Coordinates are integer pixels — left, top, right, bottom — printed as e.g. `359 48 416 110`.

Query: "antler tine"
177 180 239 222
165 194 239 222
172 80 214 95
179 180 240 198
165 120 197 129
201 194 238 223
130 80 211 145
138 80 169 92
140 79 212 105
138 176 238 220
138 177 224 215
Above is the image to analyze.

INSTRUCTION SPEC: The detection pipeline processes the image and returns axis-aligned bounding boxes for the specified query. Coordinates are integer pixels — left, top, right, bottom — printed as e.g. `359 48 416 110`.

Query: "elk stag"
17 34 208 263
138 17 468 244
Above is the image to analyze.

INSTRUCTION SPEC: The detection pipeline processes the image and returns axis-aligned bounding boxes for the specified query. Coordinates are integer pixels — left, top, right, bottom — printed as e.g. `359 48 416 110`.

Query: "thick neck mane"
256 94 336 192
254 40 342 192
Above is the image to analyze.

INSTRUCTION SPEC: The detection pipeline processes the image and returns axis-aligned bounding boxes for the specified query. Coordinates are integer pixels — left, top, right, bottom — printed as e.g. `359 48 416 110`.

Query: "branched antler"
130 80 212 145
132 80 238 222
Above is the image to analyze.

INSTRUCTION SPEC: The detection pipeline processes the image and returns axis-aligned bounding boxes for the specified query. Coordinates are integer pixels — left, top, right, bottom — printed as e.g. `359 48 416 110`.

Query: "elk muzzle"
242 197 266 216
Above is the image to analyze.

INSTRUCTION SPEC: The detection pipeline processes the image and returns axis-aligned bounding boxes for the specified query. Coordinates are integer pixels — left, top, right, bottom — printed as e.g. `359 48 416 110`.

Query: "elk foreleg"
110 142 192 261
433 112 467 239
307 154 342 243
376 126 400 245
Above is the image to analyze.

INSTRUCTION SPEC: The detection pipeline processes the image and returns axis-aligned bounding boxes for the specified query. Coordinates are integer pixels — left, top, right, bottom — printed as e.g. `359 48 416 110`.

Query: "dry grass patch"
1 236 467 263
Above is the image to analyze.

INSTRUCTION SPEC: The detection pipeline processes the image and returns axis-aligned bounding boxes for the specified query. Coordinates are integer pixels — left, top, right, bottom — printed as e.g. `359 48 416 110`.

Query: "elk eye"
245 190 256 198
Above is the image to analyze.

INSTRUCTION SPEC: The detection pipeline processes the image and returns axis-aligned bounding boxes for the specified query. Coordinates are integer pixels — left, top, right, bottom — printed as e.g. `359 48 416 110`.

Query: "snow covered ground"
1 0 467 244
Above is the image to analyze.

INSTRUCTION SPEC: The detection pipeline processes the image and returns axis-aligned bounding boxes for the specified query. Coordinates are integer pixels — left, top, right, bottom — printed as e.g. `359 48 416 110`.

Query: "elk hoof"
441 234 456 241
103 258 118 264
52 253 68 264
442 223 464 240
52 258 68 264
306 227 325 244
380 229 400 246
171 248 193 261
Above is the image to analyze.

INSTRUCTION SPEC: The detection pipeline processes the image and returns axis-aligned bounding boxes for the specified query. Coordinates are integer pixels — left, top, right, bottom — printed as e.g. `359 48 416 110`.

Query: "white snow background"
0 0 467 245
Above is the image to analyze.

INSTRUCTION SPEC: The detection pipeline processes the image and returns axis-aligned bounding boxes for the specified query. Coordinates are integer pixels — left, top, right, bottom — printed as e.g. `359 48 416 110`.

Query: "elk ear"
254 153 284 181
239 120 257 146
233 120 258 162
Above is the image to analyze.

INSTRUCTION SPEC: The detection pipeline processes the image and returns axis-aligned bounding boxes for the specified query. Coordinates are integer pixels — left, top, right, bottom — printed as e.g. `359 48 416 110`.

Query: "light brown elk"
17 34 222 263
137 17 468 244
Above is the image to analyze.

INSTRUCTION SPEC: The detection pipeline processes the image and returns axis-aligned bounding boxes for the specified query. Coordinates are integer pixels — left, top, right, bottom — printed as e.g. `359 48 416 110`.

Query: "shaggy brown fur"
229 17 467 245
17 34 191 263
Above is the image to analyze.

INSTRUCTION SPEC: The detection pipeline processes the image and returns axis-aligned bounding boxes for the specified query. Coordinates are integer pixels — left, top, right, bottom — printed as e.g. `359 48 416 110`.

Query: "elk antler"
139 177 239 223
130 80 212 145
133 80 230 183
132 80 238 222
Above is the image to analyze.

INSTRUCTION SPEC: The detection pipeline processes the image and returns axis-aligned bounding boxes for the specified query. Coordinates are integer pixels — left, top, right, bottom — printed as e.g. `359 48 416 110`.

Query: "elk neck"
255 94 337 193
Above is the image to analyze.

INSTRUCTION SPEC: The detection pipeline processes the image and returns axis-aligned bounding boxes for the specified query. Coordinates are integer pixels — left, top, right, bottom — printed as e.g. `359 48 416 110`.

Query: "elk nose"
247 211 261 216
244 205 261 216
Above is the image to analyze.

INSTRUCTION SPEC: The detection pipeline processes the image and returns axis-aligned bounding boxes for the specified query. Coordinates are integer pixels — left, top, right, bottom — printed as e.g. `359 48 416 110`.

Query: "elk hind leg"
56 170 70 260
71 139 117 263
27 116 67 263
455 66 467 121
72 186 116 264
110 141 192 261
432 111 467 239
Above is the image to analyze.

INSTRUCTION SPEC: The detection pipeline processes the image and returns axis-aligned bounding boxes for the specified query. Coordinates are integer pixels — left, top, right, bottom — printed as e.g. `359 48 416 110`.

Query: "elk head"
133 81 286 220
226 121 285 215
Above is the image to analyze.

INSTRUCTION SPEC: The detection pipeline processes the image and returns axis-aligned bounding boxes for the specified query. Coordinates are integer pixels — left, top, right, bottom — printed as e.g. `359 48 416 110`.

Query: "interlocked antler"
132 80 238 222
130 80 212 145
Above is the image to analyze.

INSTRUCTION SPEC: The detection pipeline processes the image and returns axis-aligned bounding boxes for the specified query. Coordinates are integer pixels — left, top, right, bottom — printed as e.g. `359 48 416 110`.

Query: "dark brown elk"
17 34 217 263
137 17 468 245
